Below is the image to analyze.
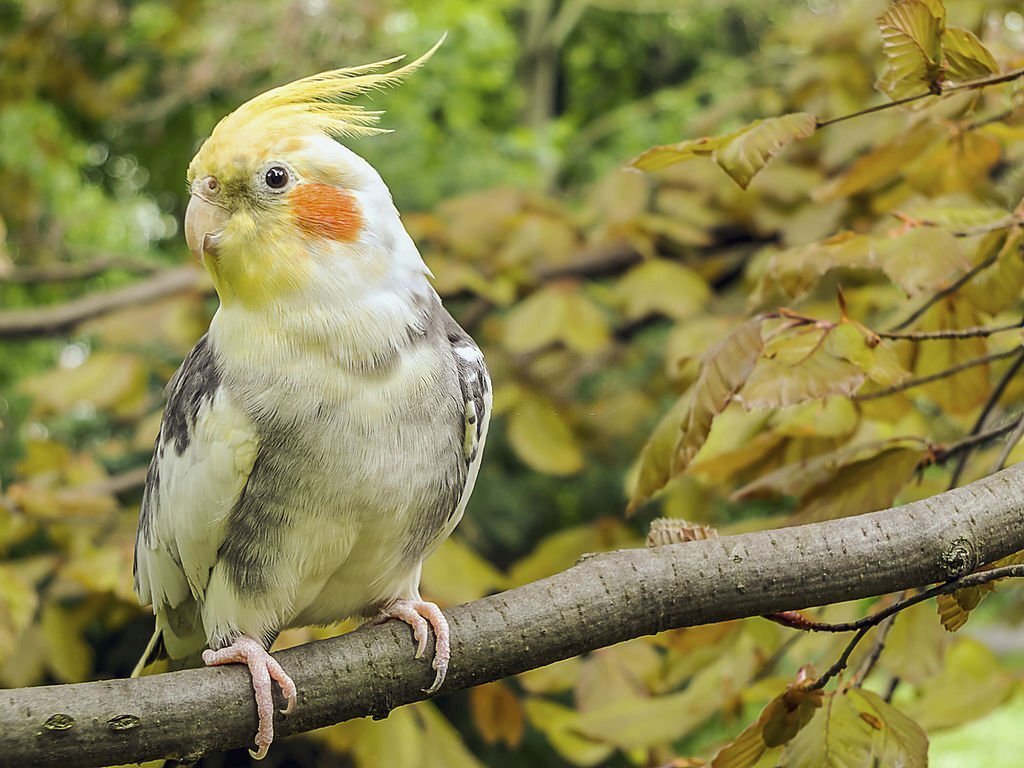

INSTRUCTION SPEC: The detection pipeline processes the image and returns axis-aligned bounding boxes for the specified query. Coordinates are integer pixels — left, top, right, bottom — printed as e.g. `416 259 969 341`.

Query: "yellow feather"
189 36 445 181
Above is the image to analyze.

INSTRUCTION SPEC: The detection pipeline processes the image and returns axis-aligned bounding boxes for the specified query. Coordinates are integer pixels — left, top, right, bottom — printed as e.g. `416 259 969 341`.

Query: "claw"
377 599 450 693
203 635 296 759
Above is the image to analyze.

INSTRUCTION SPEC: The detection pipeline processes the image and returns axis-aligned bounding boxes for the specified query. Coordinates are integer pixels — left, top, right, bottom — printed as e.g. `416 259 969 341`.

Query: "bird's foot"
202 635 296 760
376 599 450 694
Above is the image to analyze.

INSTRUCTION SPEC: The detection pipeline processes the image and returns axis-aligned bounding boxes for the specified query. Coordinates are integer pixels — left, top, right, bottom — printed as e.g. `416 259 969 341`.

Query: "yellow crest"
190 36 444 177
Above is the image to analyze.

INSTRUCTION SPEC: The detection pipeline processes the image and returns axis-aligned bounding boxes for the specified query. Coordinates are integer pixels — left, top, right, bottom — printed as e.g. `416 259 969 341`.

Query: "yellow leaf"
0 565 37 666
737 330 865 410
502 286 567 355
351 706 422 768
41 602 93 683
572 635 760 750
523 698 614 767
575 640 661 711
507 397 584 476
753 232 874 304
875 227 970 297
942 27 998 81
21 351 149 419
712 671 822 767
518 656 583 694
628 393 690 512
876 0 945 99
909 300 990 413
794 445 923 523
963 229 1024 315
825 323 909 387
561 290 612 354
470 680 525 747
676 318 764 470
903 637 1013 730
508 519 631 587
416 702 487 768
816 124 944 200
631 136 723 172
713 113 817 190
421 537 506 606
783 689 927 767
771 397 859 439
877 600 947 685
614 259 710 321
502 285 609 355
936 585 990 632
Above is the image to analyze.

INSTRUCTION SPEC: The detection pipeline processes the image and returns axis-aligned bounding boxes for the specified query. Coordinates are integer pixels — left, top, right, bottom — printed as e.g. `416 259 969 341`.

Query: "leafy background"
3 0 1024 766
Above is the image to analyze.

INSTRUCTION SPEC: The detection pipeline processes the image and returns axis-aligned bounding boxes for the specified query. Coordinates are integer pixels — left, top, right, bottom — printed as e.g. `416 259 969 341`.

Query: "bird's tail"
131 627 167 678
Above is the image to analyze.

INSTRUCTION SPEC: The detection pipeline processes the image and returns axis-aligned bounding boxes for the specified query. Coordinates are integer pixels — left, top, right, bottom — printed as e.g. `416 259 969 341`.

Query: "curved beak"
184 195 229 261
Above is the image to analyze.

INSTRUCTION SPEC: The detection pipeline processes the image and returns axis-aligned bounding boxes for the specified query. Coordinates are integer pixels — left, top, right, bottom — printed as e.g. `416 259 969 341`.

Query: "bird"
132 38 491 759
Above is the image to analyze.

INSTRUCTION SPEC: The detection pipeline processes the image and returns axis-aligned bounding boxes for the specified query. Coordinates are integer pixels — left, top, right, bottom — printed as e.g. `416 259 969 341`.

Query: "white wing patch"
134 340 259 657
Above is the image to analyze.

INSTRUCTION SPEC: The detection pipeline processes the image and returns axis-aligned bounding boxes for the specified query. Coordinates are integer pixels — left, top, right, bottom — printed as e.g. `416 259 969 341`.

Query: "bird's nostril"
205 177 220 194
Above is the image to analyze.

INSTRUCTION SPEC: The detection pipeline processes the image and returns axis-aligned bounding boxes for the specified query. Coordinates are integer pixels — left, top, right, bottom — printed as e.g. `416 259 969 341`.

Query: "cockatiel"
133 40 491 759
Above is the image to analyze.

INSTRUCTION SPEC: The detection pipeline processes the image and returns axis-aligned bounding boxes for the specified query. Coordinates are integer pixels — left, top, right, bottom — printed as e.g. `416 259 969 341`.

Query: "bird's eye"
264 166 289 190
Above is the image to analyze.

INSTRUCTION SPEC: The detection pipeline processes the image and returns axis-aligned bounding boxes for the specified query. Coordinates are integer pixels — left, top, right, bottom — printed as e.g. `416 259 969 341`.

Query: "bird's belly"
263 384 462 627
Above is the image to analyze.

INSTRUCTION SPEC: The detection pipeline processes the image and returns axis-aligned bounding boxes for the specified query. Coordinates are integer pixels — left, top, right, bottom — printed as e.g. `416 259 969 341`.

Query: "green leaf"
676 318 765 470
825 323 910 388
963 229 1024 314
903 637 1014 730
794 445 923 523
783 689 928 767
713 113 817 190
712 672 823 767
876 227 971 297
736 329 865 410
942 27 999 81
877 0 945 99
878 600 947 685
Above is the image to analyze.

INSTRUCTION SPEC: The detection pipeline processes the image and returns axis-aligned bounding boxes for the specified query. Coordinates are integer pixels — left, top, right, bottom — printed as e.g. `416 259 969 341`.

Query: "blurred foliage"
4 0 1024 766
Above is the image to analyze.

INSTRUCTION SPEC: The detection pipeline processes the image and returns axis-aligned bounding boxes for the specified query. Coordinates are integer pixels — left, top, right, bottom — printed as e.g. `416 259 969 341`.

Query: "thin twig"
852 588 909 687
929 419 1024 470
948 347 1024 487
853 346 1022 402
851 611 898 687
889 251 1001 332
809 563 1024 690
878 322 1022 341
815 66 1024 129
993 412 1024 473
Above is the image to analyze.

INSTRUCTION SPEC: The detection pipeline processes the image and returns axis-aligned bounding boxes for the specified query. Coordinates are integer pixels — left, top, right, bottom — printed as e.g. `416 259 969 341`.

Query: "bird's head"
184 40 442 310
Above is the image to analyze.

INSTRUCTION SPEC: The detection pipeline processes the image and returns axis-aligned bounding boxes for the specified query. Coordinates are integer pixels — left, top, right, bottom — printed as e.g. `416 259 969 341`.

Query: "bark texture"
3 463 1024 767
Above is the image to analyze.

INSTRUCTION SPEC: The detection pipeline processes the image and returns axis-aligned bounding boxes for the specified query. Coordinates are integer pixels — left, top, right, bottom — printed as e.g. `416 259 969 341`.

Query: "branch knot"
939 537 980 579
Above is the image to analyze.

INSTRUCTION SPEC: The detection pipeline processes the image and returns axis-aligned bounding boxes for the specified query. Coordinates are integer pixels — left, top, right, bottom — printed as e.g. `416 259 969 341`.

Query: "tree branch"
0 267 209 340
3 463 1024 766
1 256 159 284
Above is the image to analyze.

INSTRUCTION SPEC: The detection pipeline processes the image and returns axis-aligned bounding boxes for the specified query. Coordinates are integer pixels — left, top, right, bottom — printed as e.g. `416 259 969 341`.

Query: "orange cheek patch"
290 183 362 242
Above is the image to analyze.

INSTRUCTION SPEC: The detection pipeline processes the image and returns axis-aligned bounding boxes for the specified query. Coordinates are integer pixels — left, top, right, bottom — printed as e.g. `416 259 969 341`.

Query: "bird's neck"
207 279 436 376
